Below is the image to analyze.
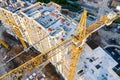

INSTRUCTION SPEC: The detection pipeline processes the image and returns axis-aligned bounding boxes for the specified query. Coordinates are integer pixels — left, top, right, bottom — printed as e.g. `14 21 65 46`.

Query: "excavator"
0 5 120 80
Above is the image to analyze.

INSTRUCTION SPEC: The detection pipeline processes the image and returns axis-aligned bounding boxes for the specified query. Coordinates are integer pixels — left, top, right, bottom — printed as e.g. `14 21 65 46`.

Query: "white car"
116 6 120 11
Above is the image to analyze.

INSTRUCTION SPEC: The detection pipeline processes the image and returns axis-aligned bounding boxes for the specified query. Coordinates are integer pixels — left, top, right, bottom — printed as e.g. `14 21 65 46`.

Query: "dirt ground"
42 63 64 80
0 30 63 80
87 23 120 49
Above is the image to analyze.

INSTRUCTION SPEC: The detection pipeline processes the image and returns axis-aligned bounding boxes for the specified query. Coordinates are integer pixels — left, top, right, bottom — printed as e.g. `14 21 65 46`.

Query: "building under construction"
0 0 120 80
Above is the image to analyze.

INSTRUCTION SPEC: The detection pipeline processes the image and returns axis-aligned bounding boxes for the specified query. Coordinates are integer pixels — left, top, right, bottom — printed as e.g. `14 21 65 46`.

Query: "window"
95 64 101 69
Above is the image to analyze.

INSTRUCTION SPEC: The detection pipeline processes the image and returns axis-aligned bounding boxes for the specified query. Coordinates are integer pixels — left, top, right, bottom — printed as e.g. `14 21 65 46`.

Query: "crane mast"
68 10 119 80
0 8 27 49
0 39 9 50
0 7 119 80
68 9 87 80
13 26 27 49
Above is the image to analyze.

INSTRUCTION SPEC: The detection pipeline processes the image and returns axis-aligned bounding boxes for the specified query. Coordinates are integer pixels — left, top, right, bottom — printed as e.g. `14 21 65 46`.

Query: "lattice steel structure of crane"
0 39 9 50
0 2 119 80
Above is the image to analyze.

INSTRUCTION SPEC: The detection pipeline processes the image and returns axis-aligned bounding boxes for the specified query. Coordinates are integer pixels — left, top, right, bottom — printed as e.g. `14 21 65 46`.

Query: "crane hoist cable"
0 35 49 68
0 7 120 80
0 37 72 80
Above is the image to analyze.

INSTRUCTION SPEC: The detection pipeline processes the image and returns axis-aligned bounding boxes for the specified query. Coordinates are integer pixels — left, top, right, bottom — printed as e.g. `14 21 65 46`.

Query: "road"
97 0 112 18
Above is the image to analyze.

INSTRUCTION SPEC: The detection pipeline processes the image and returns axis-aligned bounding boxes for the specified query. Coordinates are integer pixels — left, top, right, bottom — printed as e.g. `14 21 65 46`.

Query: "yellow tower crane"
0 8 119 80
0 39 9 50
68 9 87 80
0 8 27 49
13 26 27 49
68 9 119 80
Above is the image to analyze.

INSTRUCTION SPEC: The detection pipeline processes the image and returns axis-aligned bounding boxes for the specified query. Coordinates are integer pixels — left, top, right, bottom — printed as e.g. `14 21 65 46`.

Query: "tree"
37 0 67 4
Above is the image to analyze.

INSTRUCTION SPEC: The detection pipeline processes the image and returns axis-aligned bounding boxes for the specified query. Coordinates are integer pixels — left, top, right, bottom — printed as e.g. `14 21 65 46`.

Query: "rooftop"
0 0 30 12
75 44 120 80
20 2 77 42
